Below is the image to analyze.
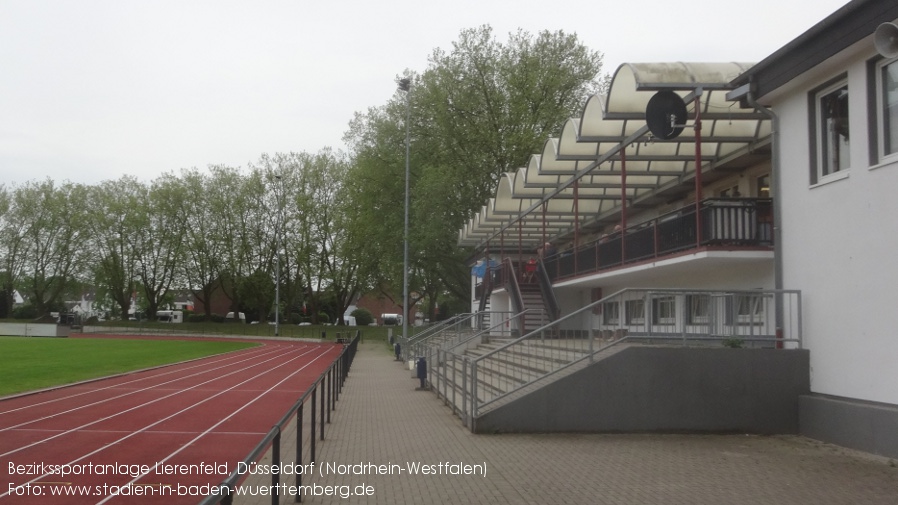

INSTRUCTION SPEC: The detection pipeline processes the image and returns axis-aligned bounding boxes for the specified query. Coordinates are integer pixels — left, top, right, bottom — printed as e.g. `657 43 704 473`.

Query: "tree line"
0 26 605 324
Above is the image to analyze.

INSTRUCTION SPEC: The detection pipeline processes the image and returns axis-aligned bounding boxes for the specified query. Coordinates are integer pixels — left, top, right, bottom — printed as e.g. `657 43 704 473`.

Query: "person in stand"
523 256 538 282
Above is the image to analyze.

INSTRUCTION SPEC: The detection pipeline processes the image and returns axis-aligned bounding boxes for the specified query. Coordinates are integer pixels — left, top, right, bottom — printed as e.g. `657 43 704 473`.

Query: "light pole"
398 77 411 348
274 174 283 337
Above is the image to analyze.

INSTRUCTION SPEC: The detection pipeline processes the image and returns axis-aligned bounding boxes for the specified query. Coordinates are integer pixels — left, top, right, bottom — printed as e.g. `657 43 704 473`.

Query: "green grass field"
0 337 259 397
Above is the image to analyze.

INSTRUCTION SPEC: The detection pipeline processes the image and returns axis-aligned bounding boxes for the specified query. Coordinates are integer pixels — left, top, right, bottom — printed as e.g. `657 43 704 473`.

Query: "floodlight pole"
398 77 411 348
274 175 283 337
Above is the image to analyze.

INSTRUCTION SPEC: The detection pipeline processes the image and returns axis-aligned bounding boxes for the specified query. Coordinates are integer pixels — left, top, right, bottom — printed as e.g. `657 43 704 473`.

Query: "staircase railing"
457 288 802 428
401 313 474 361
535 257 560 320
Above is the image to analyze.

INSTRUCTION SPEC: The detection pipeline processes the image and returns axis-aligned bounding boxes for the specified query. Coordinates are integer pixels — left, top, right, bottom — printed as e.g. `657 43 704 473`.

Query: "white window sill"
870 158 898 172
810 170 850 189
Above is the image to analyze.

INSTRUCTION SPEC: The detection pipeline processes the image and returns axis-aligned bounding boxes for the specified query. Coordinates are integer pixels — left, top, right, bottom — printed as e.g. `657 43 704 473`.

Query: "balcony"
544 198 773 282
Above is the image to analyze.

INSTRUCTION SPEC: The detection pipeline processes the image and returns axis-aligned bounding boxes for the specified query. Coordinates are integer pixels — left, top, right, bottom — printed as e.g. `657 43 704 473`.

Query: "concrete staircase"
428 333 631 428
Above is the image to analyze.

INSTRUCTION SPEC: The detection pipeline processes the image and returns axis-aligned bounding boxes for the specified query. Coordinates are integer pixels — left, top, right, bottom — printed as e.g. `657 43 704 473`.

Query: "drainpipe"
746 91 785 336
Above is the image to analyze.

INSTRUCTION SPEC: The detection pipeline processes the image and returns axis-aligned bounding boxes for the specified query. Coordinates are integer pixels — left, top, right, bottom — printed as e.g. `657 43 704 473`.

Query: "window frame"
875 56 898 165
809 75 850 185
687 294 710 325
625 298 645 325
603 302 620 325
652 295 676 325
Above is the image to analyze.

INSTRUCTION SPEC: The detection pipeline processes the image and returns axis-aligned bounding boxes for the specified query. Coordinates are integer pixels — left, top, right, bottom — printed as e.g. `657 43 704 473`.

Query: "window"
756 174 770 198
688 294 710 324
878 58 898 161
725 294 767 324
652 296 676 325
625 299 645 324
812 80 850 182
603 302 620 325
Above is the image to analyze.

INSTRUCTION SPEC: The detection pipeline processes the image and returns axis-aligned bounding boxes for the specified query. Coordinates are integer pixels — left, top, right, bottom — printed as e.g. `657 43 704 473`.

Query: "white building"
731 0 898 458
458 0 898 458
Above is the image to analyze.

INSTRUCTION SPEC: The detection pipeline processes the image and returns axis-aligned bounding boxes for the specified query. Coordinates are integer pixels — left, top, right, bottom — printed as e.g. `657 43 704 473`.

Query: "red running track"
0 335 343 505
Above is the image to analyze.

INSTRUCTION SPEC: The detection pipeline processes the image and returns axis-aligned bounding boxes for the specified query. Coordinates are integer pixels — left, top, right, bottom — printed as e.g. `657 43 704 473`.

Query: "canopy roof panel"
458 62 771 251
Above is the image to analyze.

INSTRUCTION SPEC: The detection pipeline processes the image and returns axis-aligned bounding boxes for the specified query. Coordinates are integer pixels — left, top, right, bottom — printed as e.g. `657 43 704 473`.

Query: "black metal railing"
545 198 773 281
198 331 361 505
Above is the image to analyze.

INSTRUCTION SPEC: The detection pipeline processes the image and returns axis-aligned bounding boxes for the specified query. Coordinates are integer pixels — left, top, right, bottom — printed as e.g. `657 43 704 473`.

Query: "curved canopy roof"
458 62 771 252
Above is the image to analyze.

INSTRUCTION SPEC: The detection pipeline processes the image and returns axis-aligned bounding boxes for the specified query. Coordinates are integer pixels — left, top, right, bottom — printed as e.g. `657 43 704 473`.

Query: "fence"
198 330 360 505
420 288 801 429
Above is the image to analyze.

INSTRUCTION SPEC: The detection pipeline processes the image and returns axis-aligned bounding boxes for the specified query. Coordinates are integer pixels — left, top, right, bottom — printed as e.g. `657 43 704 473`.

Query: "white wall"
773 53 898 405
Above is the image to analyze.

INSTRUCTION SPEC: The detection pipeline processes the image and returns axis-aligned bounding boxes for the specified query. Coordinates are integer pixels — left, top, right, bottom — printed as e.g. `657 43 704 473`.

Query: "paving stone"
236 341 898 505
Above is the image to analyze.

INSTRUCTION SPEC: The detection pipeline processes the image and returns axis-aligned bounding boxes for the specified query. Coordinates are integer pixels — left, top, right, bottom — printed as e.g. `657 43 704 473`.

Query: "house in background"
730 0 898 458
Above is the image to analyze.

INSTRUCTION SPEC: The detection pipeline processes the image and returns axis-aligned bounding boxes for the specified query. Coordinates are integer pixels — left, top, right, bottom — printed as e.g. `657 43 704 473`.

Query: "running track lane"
0 335 344 505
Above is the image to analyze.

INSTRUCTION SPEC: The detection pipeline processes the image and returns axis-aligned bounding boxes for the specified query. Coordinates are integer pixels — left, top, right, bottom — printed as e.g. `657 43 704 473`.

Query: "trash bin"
415 356 427 389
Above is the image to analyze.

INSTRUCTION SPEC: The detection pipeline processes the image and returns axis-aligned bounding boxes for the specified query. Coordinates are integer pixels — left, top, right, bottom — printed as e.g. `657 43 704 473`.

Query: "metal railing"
546 198 774 280
422 310 531 425
198 331 361 505
400 313 476 361
422 288 801 430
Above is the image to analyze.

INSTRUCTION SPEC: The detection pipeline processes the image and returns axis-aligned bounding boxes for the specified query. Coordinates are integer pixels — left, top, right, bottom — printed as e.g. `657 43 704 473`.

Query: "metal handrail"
466 288 802 421
198 331 361 505
402 313 478 360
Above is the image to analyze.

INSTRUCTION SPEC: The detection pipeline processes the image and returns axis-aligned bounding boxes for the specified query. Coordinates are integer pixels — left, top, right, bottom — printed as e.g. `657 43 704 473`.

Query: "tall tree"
344 26 604 318
0 185 24 318
14 180 88 315
180 168 224 320
131 174 187 319
86 177 143 320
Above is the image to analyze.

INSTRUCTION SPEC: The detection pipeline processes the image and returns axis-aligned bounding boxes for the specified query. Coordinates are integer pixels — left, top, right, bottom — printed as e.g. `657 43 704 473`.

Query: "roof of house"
732 0 898 100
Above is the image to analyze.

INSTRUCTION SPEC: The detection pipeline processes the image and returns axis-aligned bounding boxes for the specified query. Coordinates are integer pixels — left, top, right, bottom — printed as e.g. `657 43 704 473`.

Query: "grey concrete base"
475 347 810 434
800 394 898 459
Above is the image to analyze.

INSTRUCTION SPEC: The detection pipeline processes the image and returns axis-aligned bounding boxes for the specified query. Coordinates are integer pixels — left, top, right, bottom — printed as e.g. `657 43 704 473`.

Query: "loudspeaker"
645 90 687 140
875 22 898 58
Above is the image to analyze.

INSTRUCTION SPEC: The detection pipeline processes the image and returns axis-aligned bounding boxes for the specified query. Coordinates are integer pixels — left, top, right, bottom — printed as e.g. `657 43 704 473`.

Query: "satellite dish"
875 22 898 58
645 90 688 140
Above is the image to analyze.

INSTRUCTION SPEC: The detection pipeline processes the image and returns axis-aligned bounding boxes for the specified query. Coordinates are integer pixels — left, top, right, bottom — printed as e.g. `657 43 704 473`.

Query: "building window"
625 299 645 325
652 296 676 325
878 58 898 162
603 302 620 325
756 174 770 198
687 294 710 325
813 80 850 182
725 293 767 325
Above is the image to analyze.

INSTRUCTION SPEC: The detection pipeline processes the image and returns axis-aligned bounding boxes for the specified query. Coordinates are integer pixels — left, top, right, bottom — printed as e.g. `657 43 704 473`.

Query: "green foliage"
350 308 374 326
722 338 745 349
343 25 604 312
10 304 38 320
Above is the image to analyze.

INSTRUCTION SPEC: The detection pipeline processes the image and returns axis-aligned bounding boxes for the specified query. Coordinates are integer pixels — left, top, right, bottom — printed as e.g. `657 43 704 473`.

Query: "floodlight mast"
398 77 411 349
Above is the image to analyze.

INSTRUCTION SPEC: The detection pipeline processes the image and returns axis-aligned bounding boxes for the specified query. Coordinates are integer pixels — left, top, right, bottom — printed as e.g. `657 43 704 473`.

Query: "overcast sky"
1 0 850 187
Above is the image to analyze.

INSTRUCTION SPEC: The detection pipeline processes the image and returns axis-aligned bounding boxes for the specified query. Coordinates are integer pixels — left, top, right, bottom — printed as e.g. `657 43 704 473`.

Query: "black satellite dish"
645 90 688 140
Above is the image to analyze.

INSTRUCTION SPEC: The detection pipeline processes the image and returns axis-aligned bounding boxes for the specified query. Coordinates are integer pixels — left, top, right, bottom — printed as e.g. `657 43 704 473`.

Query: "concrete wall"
772 42 898 407
800 394 898 460
475 347 809 434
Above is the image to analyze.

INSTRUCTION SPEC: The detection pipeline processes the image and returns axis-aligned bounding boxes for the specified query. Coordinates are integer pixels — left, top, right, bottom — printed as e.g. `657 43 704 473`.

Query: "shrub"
11 304 38 320
210 313 226 323
350 308 374 326
188 314 207 323
289 312 302 325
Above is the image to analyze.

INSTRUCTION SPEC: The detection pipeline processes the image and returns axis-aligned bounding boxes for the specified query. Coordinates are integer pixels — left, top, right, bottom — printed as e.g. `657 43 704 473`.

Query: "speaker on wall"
875 22 898 58
645 90 687 140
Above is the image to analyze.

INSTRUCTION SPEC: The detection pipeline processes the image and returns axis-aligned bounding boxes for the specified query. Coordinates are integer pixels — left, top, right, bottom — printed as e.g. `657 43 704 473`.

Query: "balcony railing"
545 198 773 281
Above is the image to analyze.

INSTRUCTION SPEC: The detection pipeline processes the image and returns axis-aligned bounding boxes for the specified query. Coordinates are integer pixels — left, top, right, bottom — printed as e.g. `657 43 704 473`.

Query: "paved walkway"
237 341 898 505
